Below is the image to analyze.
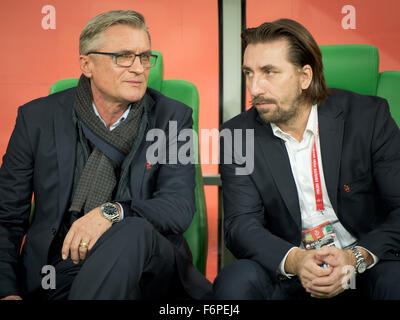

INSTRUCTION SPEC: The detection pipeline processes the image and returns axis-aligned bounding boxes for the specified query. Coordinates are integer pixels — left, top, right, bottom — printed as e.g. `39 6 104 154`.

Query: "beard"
252 93 303 125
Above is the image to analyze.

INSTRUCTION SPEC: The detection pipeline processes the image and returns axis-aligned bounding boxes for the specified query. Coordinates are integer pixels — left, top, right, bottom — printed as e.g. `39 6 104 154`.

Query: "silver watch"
351 246 367 274
100 202 120 224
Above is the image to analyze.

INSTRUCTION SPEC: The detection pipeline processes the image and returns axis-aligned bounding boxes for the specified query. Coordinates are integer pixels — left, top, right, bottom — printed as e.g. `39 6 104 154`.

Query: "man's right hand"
284 248 333 291
1 295 22 300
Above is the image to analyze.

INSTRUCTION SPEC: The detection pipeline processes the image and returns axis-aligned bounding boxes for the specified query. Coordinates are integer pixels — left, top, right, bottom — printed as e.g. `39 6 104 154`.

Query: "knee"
213 259 269 300
365 261 400 300
119 216 154 234
370 274 400 299
109 216 155 246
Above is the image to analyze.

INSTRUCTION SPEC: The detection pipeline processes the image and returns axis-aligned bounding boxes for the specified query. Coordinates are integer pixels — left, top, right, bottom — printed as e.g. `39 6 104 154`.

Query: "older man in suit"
0 10 211 300
214 19 400 300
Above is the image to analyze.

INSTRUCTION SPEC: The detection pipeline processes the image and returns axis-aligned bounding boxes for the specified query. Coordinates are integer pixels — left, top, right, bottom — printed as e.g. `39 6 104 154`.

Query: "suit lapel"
254 115 302 229
54 91 77 219
253 94 345 228
129 92 155 199
318 102 344 214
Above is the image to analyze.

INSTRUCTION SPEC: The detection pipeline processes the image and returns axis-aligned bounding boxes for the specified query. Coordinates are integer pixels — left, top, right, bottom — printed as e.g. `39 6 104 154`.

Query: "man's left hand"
61 206 113 264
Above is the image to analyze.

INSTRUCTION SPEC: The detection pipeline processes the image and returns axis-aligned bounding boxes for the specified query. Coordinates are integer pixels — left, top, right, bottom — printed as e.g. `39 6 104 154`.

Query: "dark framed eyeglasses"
87 51 158 68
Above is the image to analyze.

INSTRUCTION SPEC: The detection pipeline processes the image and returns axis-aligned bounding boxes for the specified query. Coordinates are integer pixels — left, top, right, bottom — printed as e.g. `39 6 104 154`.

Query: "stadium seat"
320 44 400 125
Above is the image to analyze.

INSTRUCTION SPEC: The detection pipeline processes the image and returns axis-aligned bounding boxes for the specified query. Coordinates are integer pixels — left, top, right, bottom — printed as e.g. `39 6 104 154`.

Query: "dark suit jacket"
220 88 400 277
0 87 209 298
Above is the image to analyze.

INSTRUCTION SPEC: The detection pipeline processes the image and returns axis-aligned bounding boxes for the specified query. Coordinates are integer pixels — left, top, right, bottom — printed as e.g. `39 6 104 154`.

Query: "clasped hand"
294 246 355 299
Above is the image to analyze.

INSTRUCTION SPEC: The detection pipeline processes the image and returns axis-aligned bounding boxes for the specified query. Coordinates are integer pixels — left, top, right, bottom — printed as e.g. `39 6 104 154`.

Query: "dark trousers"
39 217 185 300
213 259 400 300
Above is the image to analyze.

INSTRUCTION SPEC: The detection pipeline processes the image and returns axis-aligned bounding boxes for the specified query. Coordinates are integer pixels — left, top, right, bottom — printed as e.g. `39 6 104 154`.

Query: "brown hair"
242 19 330 105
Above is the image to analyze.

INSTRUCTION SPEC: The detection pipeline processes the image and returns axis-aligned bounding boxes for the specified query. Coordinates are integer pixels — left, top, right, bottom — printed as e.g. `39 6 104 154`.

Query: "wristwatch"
351 246 367 274
100 202 120 224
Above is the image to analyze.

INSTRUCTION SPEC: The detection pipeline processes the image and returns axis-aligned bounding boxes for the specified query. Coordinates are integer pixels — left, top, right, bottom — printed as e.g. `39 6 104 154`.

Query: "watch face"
358 261 367 274
102 203 118 217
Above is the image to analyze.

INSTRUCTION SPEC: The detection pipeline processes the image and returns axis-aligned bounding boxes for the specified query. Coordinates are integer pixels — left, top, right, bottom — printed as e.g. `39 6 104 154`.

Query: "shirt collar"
92 103 131 131
271 104 318 141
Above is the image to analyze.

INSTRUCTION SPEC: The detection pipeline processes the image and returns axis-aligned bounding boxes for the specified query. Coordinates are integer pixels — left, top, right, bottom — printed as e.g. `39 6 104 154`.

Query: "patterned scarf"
69 74 144 214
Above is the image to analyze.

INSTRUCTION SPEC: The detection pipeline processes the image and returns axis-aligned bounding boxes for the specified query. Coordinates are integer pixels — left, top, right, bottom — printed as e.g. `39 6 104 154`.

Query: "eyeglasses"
87 51 158 68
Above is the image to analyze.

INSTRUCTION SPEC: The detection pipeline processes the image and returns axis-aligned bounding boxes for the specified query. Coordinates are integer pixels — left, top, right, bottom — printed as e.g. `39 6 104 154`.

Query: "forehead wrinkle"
100 26 150 51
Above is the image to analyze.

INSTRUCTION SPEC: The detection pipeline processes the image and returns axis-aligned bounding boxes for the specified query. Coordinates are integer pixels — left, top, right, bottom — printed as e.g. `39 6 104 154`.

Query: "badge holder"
302 221 337 268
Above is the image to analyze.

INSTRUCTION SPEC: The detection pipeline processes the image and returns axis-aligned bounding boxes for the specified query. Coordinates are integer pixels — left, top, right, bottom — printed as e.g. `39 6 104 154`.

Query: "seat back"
320 44 400 127
320 44 379 96
377 71 400 126
48 51 208 274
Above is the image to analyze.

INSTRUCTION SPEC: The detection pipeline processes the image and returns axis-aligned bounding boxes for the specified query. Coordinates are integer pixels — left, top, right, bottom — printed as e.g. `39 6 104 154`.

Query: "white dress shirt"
271 105 378 277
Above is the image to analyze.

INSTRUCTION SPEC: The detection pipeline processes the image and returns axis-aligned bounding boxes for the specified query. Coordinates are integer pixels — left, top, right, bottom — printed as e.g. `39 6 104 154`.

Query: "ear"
299 64 313 90
79 55 93 78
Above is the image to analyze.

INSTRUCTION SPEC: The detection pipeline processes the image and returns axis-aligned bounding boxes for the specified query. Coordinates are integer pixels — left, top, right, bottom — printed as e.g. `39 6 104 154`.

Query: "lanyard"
311 126 324 213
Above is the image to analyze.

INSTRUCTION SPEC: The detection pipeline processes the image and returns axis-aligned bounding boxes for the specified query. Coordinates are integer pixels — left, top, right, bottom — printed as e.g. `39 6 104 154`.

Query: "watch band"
351 246 367 274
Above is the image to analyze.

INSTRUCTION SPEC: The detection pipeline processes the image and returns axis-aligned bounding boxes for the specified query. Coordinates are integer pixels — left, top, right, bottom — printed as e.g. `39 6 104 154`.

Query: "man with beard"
213 19 400 300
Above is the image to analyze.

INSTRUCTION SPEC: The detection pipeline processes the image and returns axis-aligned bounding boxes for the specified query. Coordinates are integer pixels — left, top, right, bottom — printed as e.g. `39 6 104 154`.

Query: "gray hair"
79 10 150 54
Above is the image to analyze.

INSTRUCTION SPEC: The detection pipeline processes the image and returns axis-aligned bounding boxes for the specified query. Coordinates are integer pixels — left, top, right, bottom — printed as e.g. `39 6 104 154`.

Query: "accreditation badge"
301 221 336 250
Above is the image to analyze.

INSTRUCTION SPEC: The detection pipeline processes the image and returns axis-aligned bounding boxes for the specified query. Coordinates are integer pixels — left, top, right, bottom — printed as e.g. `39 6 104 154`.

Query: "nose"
128 55 145 74
248 73 268 97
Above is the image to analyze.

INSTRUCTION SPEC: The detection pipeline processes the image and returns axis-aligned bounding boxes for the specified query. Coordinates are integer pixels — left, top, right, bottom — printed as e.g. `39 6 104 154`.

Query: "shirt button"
51 228 57 236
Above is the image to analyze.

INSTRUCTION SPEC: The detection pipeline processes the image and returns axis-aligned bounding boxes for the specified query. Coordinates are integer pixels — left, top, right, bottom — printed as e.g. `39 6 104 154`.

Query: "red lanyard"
311 127 324 212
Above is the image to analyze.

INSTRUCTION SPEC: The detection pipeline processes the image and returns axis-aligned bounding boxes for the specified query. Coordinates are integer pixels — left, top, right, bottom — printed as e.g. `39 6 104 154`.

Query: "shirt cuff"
115 202 124 221
357 246 379 269
278 247 297 279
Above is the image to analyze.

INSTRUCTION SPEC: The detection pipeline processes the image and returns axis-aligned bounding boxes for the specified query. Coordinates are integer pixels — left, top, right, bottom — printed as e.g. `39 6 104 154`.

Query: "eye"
117 53 134 61
140 53 151 62
122 52 134 58
243 70 253 77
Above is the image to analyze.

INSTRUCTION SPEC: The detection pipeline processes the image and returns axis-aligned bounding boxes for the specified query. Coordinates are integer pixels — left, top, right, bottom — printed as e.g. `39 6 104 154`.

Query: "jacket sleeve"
219 124 294 275
357 98 400 259
0 107 34 298
120 106 195 236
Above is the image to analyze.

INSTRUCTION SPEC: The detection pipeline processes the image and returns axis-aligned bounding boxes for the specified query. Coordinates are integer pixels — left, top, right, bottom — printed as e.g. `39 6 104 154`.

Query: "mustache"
251 96 278 106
